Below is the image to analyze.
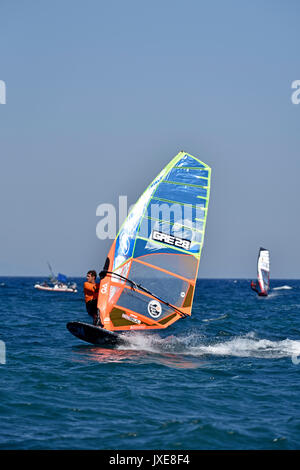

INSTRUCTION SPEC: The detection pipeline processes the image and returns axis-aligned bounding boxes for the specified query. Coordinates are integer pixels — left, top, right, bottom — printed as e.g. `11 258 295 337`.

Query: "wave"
202 314 228 322
273 286 293 291
189 336 300 359
117 331 300 360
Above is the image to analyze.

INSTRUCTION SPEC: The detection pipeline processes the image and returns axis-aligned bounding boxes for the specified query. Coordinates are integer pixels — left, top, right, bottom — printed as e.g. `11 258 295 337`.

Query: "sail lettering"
151 230 191 250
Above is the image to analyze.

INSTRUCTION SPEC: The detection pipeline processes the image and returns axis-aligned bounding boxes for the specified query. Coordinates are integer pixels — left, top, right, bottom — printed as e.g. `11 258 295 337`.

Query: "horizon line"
0 275 299 281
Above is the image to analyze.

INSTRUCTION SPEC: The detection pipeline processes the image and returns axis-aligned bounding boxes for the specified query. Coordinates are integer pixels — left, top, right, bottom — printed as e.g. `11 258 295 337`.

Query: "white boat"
34 262 77 293
34 282 77 293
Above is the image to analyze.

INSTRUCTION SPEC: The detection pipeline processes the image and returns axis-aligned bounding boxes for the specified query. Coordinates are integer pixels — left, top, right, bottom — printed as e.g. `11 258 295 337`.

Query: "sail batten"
143 216 205 233
162 180 208 189
152 196 208 207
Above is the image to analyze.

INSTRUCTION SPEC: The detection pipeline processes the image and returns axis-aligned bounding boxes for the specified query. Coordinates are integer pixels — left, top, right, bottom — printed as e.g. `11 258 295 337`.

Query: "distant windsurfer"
250 281 258 293
84 270 101 326
251 280 268 296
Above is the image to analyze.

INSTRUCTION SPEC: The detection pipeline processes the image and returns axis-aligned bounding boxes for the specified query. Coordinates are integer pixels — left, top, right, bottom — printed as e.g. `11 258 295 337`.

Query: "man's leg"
91 300 103 327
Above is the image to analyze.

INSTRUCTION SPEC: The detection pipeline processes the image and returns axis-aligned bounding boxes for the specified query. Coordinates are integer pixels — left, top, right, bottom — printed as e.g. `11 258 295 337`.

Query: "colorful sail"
257 247 270 295
97 151 211 331
57 273 67 283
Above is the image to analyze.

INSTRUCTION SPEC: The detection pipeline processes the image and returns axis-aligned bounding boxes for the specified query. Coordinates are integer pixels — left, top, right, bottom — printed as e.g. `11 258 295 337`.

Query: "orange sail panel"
97 151 211 331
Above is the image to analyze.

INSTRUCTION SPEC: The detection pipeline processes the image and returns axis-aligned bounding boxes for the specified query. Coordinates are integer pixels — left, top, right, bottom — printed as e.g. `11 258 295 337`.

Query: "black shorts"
86 299 98 317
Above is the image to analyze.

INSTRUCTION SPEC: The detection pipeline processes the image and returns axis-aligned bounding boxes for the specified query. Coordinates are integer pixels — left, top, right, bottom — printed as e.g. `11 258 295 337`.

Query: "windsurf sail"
57 273 67 283
47 261 57 283
97 151 211 331
252 247 270 296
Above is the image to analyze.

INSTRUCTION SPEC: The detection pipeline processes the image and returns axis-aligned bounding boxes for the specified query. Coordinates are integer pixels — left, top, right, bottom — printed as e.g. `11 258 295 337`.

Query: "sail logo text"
148 300 162 318
151 230 191 250
122 313 141 324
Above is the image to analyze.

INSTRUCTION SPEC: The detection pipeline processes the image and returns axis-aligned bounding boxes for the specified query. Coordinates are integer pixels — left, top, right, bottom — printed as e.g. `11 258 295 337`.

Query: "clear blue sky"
1 0 299 278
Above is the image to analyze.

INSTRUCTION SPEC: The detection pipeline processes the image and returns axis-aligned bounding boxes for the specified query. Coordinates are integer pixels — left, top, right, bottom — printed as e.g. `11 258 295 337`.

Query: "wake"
273 285 293 291
118 331 300 360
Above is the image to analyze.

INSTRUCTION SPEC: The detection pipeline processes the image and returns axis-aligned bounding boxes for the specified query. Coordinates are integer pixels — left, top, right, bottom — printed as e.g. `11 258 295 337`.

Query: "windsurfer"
84 270 101 326
250 281 258 293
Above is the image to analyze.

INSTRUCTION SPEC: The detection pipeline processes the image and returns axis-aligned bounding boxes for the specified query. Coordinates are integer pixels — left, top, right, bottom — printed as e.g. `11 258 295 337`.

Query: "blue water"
1 277 300 450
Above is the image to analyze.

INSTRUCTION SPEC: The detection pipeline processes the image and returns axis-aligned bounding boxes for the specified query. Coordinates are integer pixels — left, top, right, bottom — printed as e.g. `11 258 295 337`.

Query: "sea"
0 277 300 452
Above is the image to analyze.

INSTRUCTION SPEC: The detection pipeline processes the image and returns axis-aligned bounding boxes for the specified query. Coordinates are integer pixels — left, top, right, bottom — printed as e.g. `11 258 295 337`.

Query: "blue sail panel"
175 154 206 168
143 199 206 224
112 164 171 270
165 168 209 184
153 182 208 205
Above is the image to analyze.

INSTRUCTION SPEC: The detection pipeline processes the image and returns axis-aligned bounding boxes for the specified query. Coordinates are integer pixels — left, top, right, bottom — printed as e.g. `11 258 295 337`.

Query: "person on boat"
250 281 259 293
84 270 101 326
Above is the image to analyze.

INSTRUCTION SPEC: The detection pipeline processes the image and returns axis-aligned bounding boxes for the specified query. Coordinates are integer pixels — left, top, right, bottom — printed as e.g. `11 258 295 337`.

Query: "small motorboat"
34 281 77 293
34 263 77 293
